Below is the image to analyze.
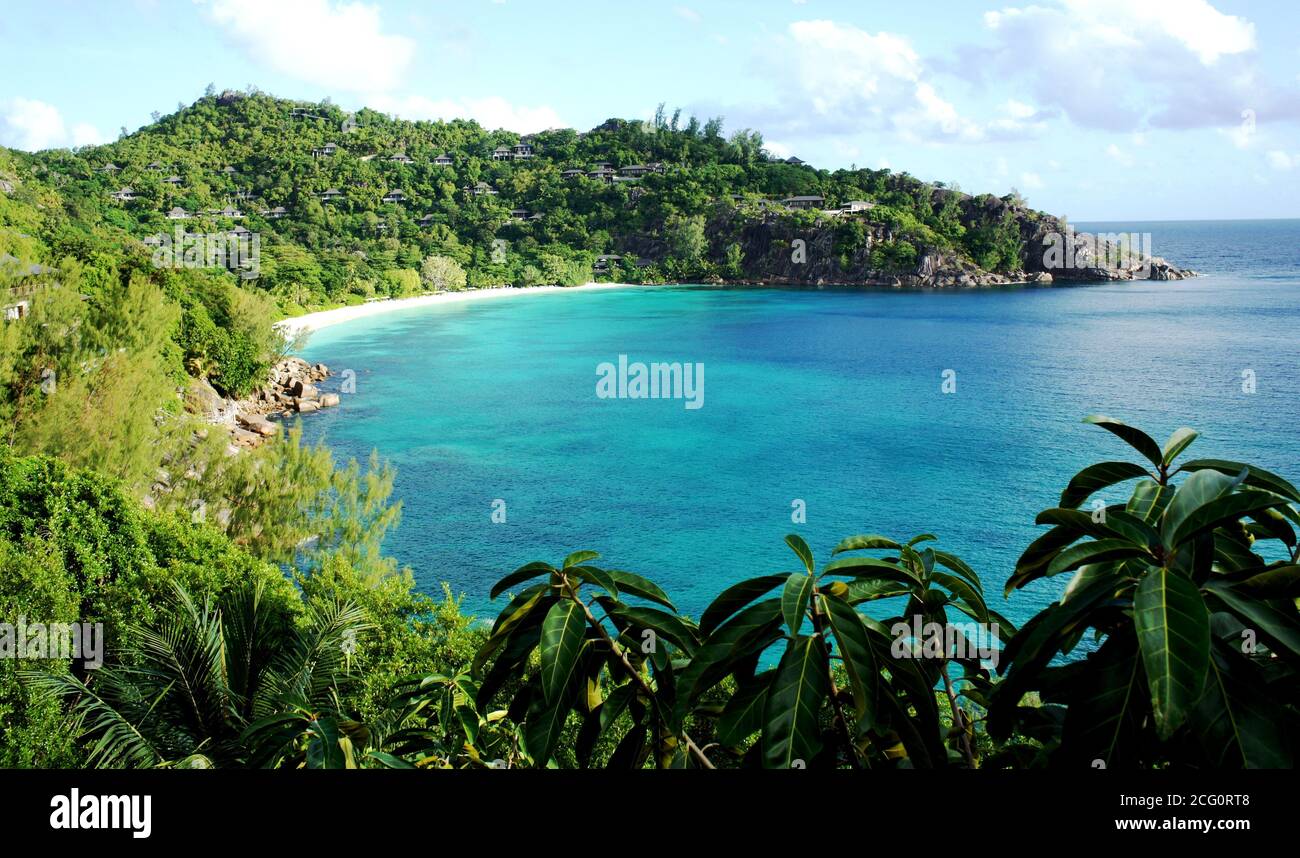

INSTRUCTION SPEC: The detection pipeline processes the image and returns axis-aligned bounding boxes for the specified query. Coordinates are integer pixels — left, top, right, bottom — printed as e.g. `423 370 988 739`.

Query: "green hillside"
4 88 1031 306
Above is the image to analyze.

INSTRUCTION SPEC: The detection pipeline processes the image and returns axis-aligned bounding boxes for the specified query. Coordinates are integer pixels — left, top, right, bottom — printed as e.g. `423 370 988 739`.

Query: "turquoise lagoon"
299 220 1300 627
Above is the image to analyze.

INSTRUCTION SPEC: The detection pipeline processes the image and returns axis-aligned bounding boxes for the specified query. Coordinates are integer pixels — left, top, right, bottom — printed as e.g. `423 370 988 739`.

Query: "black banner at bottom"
1 769 1283 845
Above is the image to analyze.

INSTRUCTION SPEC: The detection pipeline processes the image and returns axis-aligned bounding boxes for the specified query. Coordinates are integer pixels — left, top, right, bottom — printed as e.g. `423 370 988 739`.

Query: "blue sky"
1 0 1298 220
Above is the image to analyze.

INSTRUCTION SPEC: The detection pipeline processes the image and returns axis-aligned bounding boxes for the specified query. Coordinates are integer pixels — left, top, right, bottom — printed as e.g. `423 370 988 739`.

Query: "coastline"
275 282 634 337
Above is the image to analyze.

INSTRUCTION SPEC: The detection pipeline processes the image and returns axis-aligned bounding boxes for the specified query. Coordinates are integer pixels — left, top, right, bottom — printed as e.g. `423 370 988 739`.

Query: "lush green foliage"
989 416 1300 768
20 417 1296 770
2 101 1292 769
5 91 1037 324
0 444 480 768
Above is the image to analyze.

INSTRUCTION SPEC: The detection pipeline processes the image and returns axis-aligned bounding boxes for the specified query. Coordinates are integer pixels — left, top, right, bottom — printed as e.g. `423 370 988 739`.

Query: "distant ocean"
300 219 1300 628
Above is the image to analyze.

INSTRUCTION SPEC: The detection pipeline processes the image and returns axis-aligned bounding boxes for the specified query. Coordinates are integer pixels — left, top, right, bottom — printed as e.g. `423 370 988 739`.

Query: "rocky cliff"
184 356 338 449
617 189 1196 289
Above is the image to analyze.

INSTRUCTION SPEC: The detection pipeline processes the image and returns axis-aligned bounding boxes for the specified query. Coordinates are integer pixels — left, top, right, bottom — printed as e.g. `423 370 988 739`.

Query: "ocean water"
299 219 1300 628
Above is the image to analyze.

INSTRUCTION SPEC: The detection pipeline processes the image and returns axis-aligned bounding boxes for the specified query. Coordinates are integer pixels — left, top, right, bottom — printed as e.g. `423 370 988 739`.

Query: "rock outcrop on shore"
618 185 1197 289
185 356 338 449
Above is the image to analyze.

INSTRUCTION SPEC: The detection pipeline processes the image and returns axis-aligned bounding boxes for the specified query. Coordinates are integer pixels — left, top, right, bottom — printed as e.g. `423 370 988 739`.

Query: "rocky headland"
185 356 338 449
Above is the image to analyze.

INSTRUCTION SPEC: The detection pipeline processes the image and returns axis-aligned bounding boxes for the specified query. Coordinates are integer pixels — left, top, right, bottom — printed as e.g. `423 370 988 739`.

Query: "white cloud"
675 6 701 23
203 0 415 93
0 97 105 151
763 140 793 159
1002 99 1036 120
201 0 565 134
1019 171 1044 189
1106 144 1135 166
989 0 1253 63
71 123 104 147
1266 150 1297 171
770 20 985 143
986 98 1052 137
367 94 563 133
978 0 1294 131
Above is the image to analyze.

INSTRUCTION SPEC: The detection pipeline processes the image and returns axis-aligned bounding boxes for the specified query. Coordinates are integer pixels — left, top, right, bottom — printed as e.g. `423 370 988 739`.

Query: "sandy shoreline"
275 282 633 337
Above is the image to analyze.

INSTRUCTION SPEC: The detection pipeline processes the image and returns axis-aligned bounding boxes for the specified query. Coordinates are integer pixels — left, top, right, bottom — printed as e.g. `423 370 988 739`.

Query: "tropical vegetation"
5 417 1298 768
0 89 1292 770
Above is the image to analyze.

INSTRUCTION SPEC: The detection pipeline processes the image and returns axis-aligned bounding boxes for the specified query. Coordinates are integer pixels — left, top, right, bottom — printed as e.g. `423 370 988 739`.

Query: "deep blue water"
299 219 1300 628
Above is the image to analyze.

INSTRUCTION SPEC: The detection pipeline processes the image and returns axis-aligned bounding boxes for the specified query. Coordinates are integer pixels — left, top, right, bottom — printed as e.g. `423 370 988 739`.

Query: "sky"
1 0 1298 220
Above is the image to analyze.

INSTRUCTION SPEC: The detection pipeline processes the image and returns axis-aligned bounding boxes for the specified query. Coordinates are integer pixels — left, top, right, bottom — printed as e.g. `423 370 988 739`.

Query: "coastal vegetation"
3 89 1131 325
4 418 1298 768
0 90 1277 770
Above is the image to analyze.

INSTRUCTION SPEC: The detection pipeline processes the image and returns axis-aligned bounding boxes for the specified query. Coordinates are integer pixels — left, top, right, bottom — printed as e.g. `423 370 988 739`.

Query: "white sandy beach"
274 282 633 337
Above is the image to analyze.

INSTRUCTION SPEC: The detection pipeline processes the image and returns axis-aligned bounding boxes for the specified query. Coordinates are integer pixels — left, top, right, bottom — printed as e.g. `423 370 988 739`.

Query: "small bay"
299 219 1300 627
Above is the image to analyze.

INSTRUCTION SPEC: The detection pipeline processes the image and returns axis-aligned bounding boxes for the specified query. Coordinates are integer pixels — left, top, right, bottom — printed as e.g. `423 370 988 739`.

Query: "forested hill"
1 89 1190 313
0 89 1194 407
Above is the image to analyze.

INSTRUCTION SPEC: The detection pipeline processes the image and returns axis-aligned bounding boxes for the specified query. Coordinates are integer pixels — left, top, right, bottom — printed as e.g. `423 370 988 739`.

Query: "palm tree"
27 580 369 768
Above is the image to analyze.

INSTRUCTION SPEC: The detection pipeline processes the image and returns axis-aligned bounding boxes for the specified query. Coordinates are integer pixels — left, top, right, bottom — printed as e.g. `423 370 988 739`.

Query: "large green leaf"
1165 490 1285 549
675 599 784 716
575 665 632 767
1046 539 1150 577
489 561 555 600
524 689 573 765
1084 415 1164 469
1126 478 1172 523
821 593 880 729
1231 564 1300 599
761 635 829 768
1161 427 1199 466
1133 567 1210 739
607 723 648 769
474 593 553 674
606 604 699 656
785 533 815 574
1061 562 1126 604
475 609 549 701
1036 506 1159 549
932 571 988 622
716 672 773 746
781 572 814 636
1190 641 1293 768
306 718 349 769
1179 459 1300 504
822 555 921 588
1057 633 1146 768
932 550 983 593
1060 461 1153 509
990 575 1119 738
563 550 601 569
1205 582 1300 661
831 534 902 554
870 636 946 764
605 569 676 611
1007 525 1085 595
567 565 618 596
488 584 548 638
842 578 912 608
539 600 587 704
1159 468 1242 544
1247 508 1297 548
699 575 787 635
599 683 637 735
